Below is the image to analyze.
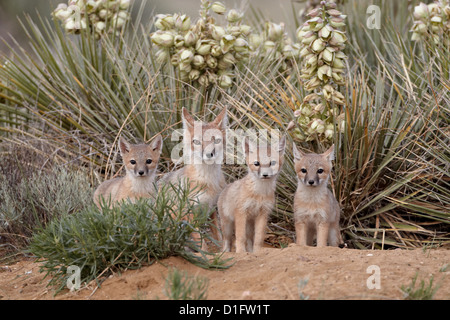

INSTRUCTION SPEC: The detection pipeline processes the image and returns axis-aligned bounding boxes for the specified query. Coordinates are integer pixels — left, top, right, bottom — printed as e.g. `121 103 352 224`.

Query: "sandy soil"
1 245 449 300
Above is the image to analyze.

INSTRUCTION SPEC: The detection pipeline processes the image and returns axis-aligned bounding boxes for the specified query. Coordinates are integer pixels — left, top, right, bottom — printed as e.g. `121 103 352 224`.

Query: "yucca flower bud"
212 26 226 41
119 0 131 10
174 14 191 31
325 126 334 139
227 9 243 23
301 31 317 45
155 14 175 31
319 24 333 40
322 47 334 63
53 4 72 20
222 52 236 65
329 16 346 28
156 48 169 64
151 31 174 47
266 22 284 41
219 74 233 88
206 55 218 69
240 25 252 36
189 69 201 81
184 31 197 47
198 74 210 87
179 61 192 73
192 55 206 69
329 31 347 46
220 34 236 53
211 45 222 57
196 40 212 55
232 38 248 54
264 40 276 51
311 38 326 52
211 2 227 15
180 49 194 63
249 33 263 49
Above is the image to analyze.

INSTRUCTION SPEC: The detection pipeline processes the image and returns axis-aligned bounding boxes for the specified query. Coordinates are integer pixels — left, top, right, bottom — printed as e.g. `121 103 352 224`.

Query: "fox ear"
212 106 228 130
182 107 195 129
150 134 163 153
322 144 335 162
292 144 304 161
119 137 131 155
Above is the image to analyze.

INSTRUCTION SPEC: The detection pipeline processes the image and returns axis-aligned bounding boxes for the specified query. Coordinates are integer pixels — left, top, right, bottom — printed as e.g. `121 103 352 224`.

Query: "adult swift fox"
292 144 342 247
218 135 286 253
94 135 163 208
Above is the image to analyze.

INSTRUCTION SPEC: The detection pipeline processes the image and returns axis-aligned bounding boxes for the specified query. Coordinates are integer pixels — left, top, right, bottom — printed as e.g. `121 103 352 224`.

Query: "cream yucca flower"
411 0 450 46
290 0 348 143
52 0 132 37
150 0 252 89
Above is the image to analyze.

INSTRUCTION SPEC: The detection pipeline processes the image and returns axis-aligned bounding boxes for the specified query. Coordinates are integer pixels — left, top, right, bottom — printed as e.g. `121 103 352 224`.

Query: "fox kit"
218 135 286 253
292 144 341 247
159 107 227 209
94 135 163 208
159 107 227 244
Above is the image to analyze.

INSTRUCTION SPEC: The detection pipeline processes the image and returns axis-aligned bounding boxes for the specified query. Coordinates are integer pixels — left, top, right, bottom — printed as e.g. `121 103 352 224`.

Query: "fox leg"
295 222 308 246
328 220 341 247
316 222 330 247
220 214 234 252
253 213 268 253
245 219 255 252
234 210 248 253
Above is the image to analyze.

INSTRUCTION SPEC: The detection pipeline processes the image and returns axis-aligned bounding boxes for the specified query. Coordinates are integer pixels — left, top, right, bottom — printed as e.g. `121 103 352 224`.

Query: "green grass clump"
164 268 209 300
400 272 441 300
0 165 93 252
28 183 231 293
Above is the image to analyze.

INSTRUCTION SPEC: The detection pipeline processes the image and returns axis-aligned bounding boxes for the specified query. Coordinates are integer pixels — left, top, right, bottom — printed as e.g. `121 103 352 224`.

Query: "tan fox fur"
292 144 342 247
94 135 163 208
159 107 228 243
218 135 286 253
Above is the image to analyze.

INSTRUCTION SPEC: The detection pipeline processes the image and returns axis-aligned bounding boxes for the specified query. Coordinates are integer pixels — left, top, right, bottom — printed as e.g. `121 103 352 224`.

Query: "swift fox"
159 107 227 244
292 144 342 247
159 107 227 209
94 135 163 208
218 135 286 253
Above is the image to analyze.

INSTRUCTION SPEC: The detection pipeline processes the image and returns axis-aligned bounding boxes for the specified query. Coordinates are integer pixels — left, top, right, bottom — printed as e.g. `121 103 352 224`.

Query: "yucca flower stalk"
290 0 347 143
248 21 302 72
52 0 132 38
151 0 251 89
411 0 450 46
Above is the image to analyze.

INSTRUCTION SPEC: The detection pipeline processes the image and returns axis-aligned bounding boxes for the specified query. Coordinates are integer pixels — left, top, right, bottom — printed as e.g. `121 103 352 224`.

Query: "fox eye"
130 160 136 165
214 138 222 144
301 168 307 173
317 168 324 174
146 159 153 164
270 161 277 166
254 161 260 167
193 139 201 145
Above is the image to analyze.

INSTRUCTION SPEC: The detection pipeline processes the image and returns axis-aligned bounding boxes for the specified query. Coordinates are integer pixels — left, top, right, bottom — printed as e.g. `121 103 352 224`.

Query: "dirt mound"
1 245 449 300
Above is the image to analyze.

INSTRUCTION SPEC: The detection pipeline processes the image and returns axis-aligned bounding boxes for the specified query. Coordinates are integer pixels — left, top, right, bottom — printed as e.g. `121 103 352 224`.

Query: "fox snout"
304 175 320 186
202 142 220 160
135 167 150 177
